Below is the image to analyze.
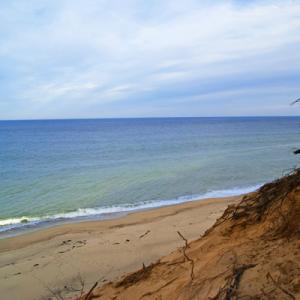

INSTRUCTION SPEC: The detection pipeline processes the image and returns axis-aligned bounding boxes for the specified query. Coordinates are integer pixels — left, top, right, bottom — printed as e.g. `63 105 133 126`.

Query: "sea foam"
0 184 262 234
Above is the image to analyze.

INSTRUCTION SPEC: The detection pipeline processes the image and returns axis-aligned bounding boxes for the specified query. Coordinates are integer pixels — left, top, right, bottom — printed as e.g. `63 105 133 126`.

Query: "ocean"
0 117 299 237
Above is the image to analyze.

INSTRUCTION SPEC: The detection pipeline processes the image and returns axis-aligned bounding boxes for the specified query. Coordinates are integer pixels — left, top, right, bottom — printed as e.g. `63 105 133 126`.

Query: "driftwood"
224 264 256 299
84 282 98 300
177 231 194 280
139 230 151 239
210 264 256 300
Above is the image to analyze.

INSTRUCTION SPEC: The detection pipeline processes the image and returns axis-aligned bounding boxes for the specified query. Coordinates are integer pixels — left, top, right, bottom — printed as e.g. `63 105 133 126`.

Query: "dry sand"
87 171 300 300
0 196 239 300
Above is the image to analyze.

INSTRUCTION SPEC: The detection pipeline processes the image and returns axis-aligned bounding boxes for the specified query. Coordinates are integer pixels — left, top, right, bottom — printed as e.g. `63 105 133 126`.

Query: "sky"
0 0 300 119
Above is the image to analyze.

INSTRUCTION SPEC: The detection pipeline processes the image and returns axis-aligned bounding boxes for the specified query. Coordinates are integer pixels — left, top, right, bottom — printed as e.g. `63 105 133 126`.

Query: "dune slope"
79 169 300 300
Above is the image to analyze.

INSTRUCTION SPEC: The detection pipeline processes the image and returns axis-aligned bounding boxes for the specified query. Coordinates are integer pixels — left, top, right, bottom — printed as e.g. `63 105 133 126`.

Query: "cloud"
0 0 300 119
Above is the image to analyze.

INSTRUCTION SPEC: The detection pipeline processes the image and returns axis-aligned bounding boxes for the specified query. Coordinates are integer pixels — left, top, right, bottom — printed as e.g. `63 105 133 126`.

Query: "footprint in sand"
60 239 72 246
58 240 87 253
73 240 87 248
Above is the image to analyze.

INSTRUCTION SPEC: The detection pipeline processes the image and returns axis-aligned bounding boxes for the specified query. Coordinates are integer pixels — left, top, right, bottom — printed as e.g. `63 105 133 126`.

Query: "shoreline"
0 183 261 239
0 194 240 300
0 195 241 252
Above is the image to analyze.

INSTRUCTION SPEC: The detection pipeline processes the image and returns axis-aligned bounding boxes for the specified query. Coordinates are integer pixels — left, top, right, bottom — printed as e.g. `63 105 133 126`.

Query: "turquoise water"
0 117 299 235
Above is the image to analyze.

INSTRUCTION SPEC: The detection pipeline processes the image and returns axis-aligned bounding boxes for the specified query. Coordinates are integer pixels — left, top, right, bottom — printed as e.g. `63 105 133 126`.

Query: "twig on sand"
225 264 256 299
177 231 194 280
139 230 151 239
210 264 256 300
84 282 98 300
177 231 189 248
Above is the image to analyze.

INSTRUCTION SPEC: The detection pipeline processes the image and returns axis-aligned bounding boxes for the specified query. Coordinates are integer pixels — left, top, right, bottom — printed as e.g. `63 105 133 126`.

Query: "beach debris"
211 264 256 300
177 230 189 248
59 240 87 253
74 240 87 248
76 240 86 244
61 240 72 246
84 282 98 300
125 239 130 242
139 230 151 239
33 263 39 267
177 231 194 280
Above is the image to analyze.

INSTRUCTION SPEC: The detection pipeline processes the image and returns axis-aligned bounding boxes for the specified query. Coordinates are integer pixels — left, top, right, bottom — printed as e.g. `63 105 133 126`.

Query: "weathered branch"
177 231 194 280
84 282 98 300
139 230 151 239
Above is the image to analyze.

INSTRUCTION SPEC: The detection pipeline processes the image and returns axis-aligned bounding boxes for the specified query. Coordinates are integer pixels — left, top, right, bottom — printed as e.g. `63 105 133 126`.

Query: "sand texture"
78 170 300 300
0 196 238 300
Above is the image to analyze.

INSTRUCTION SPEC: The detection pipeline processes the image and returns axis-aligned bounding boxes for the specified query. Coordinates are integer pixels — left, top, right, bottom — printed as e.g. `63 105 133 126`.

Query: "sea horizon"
1 115 300 122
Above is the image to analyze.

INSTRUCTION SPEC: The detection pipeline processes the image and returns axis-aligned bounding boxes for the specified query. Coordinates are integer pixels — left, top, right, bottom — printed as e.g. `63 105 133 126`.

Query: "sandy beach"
0 195 239 300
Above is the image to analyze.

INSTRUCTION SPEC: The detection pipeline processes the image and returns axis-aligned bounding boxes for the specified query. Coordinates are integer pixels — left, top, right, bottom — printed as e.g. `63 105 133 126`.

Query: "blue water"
0 117 299 235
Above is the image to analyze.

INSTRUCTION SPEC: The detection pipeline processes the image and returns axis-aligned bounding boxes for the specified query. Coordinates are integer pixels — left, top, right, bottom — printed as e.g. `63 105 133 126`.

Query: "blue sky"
0 0 300 119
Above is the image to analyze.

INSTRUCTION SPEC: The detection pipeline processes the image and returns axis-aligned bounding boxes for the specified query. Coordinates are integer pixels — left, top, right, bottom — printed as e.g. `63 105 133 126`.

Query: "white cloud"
0 0 300 118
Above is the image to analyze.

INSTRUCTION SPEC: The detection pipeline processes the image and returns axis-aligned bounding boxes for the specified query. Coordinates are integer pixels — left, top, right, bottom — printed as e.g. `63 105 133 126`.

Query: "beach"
1 1 300 298
0 195 239 300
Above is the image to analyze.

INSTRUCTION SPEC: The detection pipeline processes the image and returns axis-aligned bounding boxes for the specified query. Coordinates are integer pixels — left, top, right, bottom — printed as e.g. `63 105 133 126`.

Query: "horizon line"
1 115 300 122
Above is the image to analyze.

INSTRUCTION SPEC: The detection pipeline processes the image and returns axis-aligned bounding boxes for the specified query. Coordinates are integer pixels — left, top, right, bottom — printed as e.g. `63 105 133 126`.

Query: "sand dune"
78 170 300 300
